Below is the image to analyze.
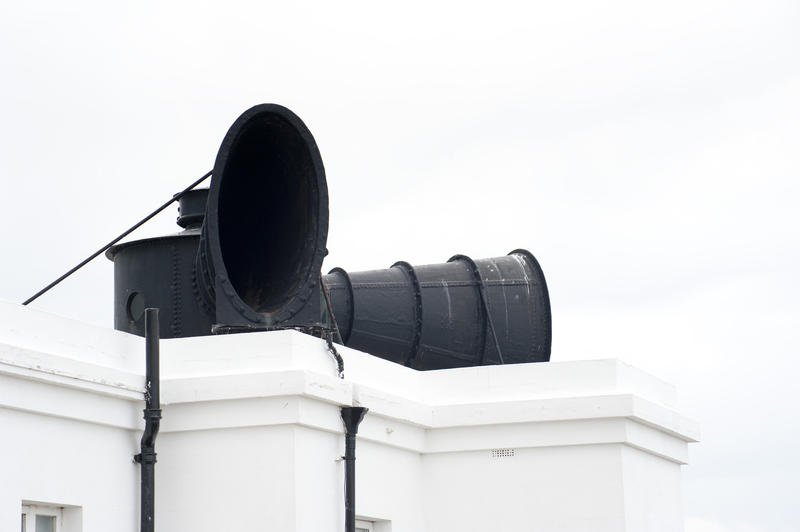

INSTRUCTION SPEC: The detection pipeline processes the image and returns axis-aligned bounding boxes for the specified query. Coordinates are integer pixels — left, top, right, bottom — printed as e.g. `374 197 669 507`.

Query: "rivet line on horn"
326 267 354 344
448 254 502 364
222 278 236 297
392 261 423 367
507 248 552 359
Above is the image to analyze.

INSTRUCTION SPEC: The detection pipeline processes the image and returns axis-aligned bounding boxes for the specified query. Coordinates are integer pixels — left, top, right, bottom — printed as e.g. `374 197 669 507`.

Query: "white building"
0 299 698 532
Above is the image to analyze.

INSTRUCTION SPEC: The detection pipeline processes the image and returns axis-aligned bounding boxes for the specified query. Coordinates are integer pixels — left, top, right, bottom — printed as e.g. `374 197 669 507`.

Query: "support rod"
22 170 211 306
341 406 368 532
135 308 162 532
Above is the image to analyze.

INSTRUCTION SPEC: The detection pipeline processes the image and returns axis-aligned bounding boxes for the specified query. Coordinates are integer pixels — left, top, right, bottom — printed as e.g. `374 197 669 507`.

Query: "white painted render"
0 299 698 531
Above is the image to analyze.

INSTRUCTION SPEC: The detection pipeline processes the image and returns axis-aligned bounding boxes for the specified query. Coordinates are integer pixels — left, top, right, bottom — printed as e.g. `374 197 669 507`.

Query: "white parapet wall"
0 299 698 532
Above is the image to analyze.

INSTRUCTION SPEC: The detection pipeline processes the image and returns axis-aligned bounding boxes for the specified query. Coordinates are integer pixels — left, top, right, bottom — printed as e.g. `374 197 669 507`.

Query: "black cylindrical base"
108 232 214 338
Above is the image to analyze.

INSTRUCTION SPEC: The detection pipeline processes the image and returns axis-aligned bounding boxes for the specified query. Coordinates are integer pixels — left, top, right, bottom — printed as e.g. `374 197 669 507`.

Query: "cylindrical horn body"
107 104 329 338
323 250 551 370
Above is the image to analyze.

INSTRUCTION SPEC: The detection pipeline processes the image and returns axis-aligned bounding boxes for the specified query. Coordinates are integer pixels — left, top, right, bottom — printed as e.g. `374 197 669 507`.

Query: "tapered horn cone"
323 250 551 370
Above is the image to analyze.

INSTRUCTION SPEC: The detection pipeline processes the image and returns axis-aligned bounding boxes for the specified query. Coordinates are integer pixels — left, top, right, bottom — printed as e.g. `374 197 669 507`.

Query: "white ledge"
0 300 698 464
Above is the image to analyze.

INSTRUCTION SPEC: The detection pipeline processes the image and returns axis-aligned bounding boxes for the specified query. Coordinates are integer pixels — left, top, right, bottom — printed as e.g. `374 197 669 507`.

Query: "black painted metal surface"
341 407 368 532
201 104 329 332
107 104 329 338
134 308 162 532
323 251 551 370
108 227 209 338
105 104 552 371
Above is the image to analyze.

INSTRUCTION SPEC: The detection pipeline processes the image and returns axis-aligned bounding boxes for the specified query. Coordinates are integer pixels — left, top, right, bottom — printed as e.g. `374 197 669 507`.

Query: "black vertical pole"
135 308 162 532
341 407 367 532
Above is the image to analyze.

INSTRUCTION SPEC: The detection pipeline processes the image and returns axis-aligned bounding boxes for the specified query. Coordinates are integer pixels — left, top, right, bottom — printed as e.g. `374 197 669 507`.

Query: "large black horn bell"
199 104 329 332
107 104 329 338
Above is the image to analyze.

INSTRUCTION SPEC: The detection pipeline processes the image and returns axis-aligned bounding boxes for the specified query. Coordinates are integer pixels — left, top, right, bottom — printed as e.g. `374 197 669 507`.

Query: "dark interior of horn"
216 113 318 314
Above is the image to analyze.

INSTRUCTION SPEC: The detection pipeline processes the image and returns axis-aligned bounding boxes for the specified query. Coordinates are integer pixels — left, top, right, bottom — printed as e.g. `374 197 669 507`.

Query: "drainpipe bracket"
143 408 162 420
341 406 368 434
134 451 158 465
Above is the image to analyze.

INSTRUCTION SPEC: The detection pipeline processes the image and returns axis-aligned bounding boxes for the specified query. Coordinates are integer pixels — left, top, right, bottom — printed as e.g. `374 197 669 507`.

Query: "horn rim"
206 103 329 325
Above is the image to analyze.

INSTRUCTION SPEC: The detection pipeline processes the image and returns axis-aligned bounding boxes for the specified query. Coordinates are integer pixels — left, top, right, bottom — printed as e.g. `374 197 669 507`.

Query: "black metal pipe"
135 308 162 532
341 407 368 532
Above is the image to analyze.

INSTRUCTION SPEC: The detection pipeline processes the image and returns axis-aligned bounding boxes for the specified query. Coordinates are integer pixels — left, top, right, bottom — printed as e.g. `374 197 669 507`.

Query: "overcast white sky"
1 1 798 530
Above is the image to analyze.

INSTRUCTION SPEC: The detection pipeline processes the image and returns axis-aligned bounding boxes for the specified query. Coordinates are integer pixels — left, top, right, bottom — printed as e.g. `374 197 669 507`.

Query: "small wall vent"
490 448 516 458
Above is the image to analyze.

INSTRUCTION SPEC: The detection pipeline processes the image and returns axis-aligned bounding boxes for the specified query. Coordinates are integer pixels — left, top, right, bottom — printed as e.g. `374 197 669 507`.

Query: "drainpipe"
134 308 162 532
341 406 368 532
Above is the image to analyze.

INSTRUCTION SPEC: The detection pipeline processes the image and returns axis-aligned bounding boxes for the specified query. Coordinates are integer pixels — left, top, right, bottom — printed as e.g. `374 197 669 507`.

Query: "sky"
1 1 798 530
